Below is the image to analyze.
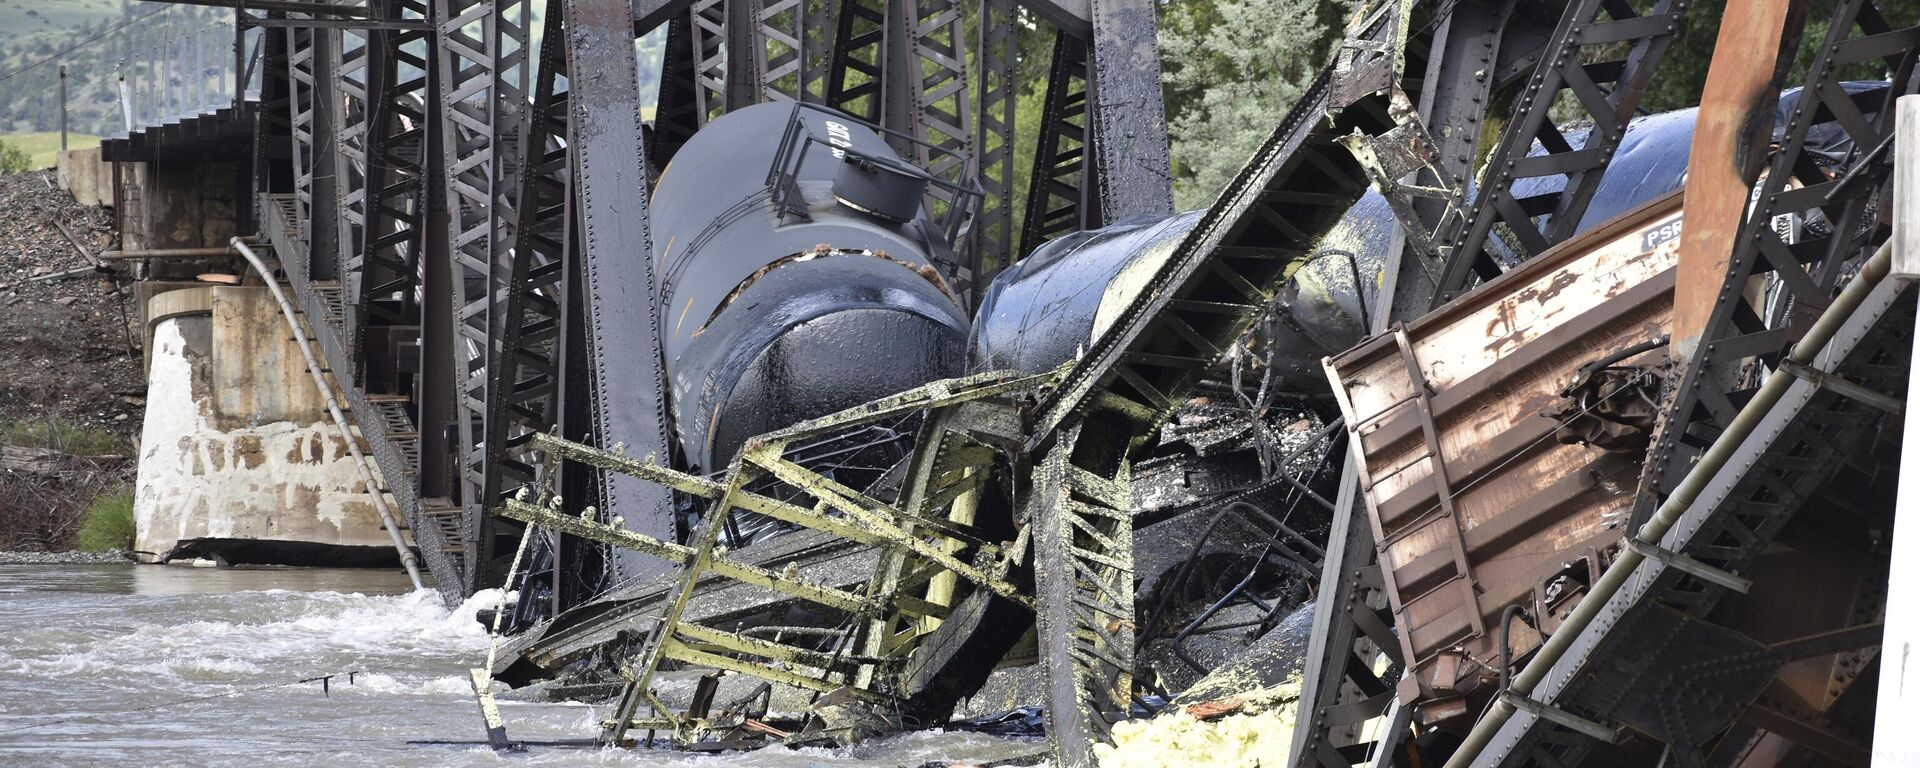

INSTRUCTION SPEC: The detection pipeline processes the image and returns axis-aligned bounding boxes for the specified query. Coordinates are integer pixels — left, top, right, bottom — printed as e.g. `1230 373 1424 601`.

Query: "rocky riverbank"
0 549 131 565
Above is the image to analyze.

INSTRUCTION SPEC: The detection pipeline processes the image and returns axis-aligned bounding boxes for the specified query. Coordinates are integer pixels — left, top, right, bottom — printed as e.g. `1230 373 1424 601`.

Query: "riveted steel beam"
353 0 432 361
286 13 339 281
1640 0 1919 525
689 0 728 121
1434 0 1693 305
561 0 677 579
1287 466 1406 768
433 0 531 592
333 0 372 364
1084 0 1170 221
972 0 1017 288
480 0 572 621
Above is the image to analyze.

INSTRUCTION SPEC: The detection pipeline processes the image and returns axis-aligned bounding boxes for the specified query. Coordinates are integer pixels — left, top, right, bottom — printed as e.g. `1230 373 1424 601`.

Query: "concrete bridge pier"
133 285 403 567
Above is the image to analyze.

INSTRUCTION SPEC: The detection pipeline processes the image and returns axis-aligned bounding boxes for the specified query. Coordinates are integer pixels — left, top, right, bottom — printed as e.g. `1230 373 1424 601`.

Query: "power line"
0 5 174 86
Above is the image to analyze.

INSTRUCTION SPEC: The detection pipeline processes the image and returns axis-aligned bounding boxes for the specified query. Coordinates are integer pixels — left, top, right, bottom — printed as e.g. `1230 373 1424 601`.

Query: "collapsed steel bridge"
95 0 1920 764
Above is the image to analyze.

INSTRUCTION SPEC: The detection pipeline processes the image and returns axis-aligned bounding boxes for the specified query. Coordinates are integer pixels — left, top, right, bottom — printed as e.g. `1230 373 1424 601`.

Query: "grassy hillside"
0 132 102 169
0 0 121 53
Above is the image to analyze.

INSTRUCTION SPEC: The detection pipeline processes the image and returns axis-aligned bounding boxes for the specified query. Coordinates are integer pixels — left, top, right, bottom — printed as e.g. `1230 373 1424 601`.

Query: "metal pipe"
98 247 234 260
1496 603 1529 695
1444 241 1893 767
229 237 425 590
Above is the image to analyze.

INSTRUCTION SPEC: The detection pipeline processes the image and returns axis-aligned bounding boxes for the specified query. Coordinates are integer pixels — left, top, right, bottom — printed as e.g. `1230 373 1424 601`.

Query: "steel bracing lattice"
1433 0 1691 305
1019 33 1093 261
226 0 1176 610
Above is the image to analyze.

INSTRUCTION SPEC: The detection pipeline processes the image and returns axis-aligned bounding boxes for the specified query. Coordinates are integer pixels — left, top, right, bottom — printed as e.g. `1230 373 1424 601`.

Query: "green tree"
0 138 31 173
1159 0 1349 209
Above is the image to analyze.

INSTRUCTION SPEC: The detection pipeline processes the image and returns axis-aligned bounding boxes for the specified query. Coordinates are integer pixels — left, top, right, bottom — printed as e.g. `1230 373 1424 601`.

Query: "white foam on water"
3 588 495 687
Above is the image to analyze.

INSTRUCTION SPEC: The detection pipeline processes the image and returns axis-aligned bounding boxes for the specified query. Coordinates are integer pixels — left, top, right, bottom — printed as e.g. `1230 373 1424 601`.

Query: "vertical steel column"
971 0 1017 289
484 1 573 621
253 12 293 198
356 0 433 358
1084 0 1171 221
690 0 729 122
334 0 374 366
899 0 973 187
755 0 806 100
288 15 339 280
433 0 532 592
418 63 456 517
483 0 570 597
799 0 837 101
725 0 764 108
561 0 677 577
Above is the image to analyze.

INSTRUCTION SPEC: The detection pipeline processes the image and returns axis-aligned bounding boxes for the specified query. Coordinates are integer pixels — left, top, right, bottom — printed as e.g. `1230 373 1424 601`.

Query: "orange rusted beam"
1671 0 1812 360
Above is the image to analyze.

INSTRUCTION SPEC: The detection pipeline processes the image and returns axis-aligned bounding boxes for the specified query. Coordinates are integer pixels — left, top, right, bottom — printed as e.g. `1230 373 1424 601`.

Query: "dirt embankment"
0 169 143 551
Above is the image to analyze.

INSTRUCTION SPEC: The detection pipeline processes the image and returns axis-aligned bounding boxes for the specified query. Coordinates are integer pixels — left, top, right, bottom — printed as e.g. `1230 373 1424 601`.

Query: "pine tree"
1159 0 1349 210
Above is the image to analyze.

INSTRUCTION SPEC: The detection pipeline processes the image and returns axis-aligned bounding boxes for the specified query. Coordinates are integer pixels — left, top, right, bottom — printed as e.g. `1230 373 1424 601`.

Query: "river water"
0 565 1042 767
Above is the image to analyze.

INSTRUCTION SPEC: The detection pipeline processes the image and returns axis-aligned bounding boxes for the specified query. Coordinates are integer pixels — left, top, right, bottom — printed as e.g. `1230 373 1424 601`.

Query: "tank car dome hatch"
652 102 971 471
834 154 933 223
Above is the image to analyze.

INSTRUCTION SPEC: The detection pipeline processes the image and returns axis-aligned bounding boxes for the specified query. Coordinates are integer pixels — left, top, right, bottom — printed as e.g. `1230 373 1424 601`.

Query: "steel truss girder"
826 0 886 122
287 14 339 281
752 0 805 101
1019 33 1094 261
254 12 294 197
329 0 432 377
1027 0 1411 452
557 370 1053 745
972 0 1017 285
334 2 372 357
1025 3 1419 765
899 0 974 214
1433 0 1691 305
351 0 432 347
480 0 571 589
1471 3 1920 762
1286 5 1559 762
690 0 728 120
433 0 531 592
1642 0 1920 514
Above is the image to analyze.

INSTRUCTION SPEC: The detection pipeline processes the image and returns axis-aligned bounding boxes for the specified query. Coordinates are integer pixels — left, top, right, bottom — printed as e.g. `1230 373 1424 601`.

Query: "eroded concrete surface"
133 287 389 561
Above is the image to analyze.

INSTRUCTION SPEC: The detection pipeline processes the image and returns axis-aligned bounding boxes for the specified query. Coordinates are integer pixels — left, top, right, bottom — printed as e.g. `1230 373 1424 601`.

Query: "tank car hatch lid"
834 154 933 223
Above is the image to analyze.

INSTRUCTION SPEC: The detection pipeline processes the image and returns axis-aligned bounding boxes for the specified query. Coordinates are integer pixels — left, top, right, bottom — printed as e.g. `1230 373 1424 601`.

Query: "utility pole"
58 65 68 151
